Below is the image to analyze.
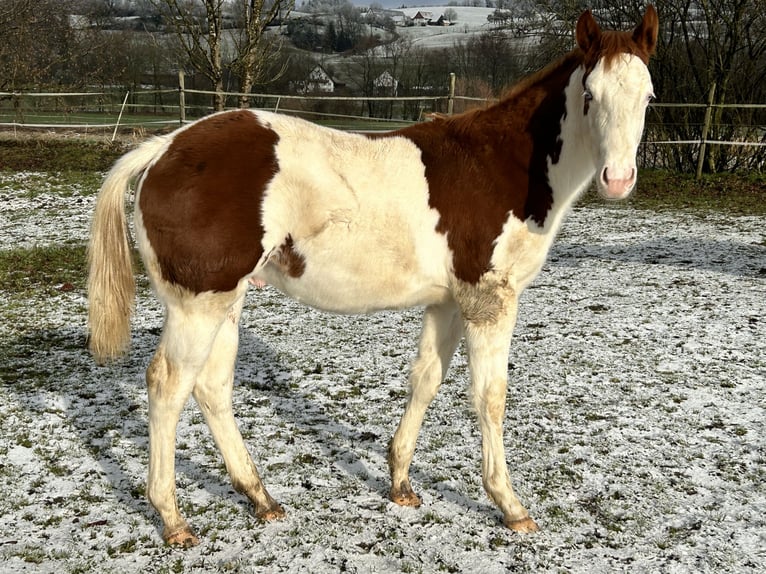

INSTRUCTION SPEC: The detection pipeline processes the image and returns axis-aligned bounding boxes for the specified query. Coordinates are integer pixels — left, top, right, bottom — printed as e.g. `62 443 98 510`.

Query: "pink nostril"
600 167 637 198
602 167 636 183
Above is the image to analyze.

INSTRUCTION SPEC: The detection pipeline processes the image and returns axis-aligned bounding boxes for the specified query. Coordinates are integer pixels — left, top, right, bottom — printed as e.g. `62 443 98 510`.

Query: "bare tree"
0 0 79 90
152 0 294 111
229 0 294 108
151 0 227 110
672 0 766 171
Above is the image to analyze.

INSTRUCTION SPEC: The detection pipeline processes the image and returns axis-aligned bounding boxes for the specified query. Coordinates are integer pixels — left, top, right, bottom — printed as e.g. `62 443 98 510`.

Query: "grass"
578 169 766 215
631 169 766 215
0 244 87 295
0 134 129 172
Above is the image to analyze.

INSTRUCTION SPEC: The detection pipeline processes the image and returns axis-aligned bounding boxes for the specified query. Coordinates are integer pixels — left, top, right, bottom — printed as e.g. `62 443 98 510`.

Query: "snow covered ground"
0 170 765 572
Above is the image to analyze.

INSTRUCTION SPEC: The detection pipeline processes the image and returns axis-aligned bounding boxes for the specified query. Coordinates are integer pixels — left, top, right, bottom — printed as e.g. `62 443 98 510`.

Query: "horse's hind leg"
146 291 242 546
191 294 284 523
389 302 462 506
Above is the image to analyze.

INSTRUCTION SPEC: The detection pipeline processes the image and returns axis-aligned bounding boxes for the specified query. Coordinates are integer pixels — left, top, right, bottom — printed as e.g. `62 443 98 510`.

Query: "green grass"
582 169 766 215
0 136 129 171
0 244 87 295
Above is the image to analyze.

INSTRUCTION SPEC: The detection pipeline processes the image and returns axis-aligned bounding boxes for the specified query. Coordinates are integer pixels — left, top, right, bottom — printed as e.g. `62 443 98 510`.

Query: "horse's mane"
499 50 585 102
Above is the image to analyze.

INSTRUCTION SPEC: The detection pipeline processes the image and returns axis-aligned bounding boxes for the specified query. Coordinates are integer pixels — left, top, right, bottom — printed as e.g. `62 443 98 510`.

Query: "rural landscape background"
1 0 765 572
1 1 765 172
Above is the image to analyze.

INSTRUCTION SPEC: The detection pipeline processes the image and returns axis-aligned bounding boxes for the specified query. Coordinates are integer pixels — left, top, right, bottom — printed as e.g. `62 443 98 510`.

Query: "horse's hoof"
256 504 286 522
164 527 200 547
390 487 421 508
505 516 539 533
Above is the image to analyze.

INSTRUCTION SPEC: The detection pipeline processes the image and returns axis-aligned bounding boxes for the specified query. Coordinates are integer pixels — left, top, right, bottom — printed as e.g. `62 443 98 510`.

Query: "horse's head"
576 6 659 199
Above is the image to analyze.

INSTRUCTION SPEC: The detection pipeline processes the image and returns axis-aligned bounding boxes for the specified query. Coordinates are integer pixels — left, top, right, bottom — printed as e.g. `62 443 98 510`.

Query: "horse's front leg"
462 287 539 533
389 302 463 506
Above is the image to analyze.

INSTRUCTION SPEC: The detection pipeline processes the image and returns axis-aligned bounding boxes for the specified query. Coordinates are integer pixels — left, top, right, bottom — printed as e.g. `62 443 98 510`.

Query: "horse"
87 6 659 546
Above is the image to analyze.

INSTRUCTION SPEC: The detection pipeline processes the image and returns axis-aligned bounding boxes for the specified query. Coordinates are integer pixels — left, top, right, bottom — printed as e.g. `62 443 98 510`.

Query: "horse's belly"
256 227 453 313
260 261 451 313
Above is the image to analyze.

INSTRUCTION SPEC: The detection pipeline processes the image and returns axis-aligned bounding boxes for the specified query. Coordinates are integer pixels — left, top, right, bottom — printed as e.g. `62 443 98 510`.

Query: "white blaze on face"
584 54 654 199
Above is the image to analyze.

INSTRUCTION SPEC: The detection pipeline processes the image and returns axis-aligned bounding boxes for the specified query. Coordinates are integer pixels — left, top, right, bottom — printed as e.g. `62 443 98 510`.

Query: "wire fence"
1 84 764 174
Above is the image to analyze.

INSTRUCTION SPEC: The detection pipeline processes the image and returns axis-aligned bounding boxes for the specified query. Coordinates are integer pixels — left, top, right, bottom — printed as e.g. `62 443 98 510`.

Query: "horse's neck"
546 66 598 222
497 61 592 242
490 57 594 234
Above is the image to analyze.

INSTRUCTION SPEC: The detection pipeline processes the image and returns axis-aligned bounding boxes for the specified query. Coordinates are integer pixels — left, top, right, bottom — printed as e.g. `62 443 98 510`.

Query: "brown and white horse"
88 7 659 546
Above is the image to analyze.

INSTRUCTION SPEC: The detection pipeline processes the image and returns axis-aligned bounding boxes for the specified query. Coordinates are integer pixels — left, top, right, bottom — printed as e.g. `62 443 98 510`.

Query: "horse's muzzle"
599 166 636 199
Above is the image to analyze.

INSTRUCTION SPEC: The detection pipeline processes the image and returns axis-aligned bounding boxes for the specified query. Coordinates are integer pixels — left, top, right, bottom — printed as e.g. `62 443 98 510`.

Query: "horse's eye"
583 89 593 102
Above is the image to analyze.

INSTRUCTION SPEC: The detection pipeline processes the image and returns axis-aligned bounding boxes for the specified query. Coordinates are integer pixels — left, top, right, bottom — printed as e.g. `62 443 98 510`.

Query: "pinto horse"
88 7 659 545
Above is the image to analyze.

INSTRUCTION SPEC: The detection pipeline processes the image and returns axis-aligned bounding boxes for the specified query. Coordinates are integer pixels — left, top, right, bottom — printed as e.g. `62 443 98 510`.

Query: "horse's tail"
87 136 168 364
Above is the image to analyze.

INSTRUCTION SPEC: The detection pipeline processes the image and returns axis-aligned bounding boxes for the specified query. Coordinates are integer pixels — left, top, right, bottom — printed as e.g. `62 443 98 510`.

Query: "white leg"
463 295 538 533
389 302 463 506
191 295 284 522
145 293 237 546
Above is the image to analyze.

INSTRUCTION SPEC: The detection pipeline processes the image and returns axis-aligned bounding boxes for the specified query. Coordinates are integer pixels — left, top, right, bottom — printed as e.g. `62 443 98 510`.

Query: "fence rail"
1 83 764 174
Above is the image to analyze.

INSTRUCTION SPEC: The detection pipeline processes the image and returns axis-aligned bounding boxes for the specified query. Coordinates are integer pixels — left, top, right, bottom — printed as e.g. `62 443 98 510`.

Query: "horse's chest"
491 217 556 291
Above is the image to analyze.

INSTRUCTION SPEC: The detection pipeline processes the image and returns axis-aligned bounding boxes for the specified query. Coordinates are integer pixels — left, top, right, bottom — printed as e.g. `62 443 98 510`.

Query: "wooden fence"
1 78 764 175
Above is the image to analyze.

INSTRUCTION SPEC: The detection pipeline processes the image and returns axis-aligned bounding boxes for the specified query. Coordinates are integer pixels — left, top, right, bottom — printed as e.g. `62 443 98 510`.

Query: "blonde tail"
87 137 168 363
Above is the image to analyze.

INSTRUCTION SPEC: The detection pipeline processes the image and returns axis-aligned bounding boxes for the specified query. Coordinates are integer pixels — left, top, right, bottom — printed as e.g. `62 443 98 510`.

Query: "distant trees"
0 0 82 89
2 0 764 172
652 0 766 171
286 1 366 53
150 0 294 111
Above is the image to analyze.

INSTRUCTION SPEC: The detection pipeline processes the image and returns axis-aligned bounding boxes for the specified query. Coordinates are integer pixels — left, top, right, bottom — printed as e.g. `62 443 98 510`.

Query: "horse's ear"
633 4 659 56
576 10 601 52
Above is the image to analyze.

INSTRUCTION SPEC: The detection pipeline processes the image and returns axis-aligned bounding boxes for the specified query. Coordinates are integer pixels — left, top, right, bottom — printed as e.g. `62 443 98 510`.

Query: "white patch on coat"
251 111 454 313
585 54 654 198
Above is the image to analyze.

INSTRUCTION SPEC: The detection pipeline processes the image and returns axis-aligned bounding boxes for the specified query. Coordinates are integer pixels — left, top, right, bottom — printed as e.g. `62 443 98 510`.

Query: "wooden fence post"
178 70 186 126
696 82 716 180
111 91 130 142
447 72 456 116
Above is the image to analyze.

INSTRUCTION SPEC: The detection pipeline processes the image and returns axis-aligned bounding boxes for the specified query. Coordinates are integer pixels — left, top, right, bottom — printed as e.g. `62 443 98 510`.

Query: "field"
0 137 765 573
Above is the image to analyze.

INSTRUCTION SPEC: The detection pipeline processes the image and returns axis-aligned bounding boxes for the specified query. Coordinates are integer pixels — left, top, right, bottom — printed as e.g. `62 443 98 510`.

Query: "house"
412 11 433 26
293 65 336 94
373 71 399 96
430 15 452 27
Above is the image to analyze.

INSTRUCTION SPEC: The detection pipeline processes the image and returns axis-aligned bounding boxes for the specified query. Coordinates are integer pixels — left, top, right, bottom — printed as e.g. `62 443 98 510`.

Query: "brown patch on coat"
139 111 279 293
271 234 305 278
385 8 658 286
390 52 583 285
